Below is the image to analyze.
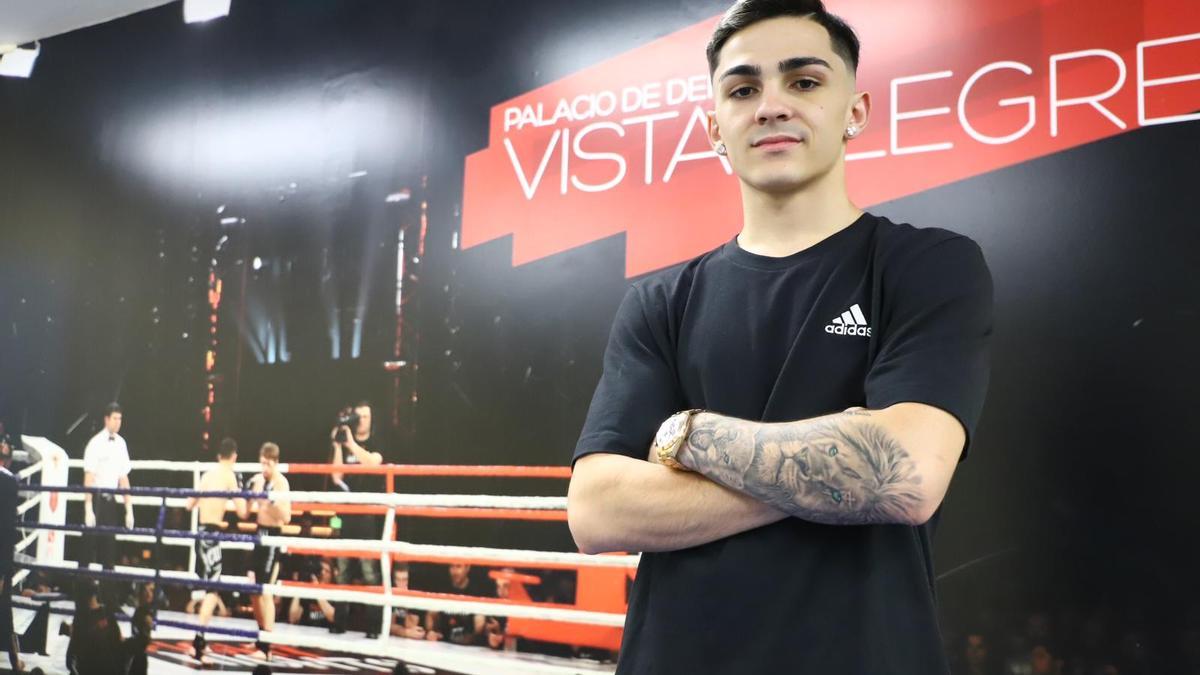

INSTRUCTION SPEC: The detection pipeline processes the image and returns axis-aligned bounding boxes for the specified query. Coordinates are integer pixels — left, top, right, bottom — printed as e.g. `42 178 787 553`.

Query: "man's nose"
756 87 794 124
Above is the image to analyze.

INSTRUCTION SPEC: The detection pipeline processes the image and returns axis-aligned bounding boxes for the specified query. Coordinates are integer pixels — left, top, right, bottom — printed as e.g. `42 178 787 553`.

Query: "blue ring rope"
15 561 262 595
19 521 260 543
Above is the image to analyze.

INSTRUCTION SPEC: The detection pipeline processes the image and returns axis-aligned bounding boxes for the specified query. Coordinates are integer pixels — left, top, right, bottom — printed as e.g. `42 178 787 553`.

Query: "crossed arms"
567 402 964 554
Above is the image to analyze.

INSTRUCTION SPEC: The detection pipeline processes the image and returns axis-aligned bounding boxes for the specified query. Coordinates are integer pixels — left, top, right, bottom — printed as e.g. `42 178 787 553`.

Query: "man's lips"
752 135 802 149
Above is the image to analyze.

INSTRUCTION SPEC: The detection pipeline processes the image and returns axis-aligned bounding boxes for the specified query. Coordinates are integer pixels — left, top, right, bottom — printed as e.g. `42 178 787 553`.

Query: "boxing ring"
8 438 633 674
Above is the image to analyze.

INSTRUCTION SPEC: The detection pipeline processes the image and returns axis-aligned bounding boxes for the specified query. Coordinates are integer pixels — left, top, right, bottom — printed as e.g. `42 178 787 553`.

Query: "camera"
302 555 324 581
334 410 359 444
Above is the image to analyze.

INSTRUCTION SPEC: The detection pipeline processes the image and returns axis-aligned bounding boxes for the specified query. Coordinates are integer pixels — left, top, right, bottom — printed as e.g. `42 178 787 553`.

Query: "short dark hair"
706 0 861 77
217 437 238 459
260 442 280 462
103 402 122 418
353 400 372 410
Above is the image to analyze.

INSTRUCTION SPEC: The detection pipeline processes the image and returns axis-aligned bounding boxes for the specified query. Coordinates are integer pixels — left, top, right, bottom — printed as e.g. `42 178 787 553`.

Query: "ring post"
152 494 167 596
378 506 397 640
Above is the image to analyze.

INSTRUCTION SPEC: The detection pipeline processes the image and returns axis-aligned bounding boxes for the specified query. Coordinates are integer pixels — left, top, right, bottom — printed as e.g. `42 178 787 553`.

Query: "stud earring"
846 126 859 138
714 142 727 155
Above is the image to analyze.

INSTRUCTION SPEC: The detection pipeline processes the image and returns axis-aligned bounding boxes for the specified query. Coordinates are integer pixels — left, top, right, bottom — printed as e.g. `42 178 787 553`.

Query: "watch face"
655 412 687 449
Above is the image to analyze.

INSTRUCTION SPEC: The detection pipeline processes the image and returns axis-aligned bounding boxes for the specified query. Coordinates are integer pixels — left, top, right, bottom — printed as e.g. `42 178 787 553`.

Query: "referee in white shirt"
82 402 134 574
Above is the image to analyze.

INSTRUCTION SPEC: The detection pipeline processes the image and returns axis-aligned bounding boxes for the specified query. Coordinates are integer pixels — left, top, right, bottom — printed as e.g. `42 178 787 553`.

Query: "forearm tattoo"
681 413 923 526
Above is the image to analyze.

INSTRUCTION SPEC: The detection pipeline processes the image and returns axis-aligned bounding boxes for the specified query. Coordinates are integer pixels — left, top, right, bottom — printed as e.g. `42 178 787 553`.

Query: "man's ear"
847 90 872 137
707 109 723 150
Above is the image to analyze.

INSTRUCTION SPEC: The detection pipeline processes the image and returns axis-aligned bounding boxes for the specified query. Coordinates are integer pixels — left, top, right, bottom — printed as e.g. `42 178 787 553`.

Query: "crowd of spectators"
946 603 1200 675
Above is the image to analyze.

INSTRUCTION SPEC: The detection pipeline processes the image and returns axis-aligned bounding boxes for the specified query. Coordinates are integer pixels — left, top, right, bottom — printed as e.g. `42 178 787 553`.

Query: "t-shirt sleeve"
865 235 994 458
572 285 684 468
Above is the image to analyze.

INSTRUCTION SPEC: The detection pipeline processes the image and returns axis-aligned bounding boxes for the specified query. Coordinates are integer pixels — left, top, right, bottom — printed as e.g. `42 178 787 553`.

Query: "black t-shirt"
298 599 333 628
334 431 386 540
422 567 496 643
424 569 494 598
573 213 993 675
335 431 386 495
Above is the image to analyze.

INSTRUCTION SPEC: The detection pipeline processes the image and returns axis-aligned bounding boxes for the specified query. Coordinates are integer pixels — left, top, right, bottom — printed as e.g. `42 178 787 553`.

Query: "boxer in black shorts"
251 526 282 585
246 443 290 661
196 525 226 583
185 438 246 664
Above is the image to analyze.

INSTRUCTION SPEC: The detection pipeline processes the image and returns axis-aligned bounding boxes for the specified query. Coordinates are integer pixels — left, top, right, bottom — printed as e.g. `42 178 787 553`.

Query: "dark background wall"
1 0 1198 668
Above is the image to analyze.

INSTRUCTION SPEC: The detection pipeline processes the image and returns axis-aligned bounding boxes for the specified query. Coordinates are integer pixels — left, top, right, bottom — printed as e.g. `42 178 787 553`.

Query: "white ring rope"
263 585 626 627
48 484 567 510
20 526 256 550
264 536 639 569
17 495 39 516
28 559 626 627
255 630 613 675
17 530 38 553
66 459 273 473
16 461 43 481
16 526 634 568
28 559 253 586
282 491 567 509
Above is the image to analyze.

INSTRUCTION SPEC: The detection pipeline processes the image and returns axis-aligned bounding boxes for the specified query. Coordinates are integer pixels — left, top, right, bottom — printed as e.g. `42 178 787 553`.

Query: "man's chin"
744 172 813 195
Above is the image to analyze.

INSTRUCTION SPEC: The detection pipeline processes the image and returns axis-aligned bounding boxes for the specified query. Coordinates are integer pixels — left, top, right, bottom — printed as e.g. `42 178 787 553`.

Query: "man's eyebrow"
719 64 761 82
779 56 833 73
719 56 833 82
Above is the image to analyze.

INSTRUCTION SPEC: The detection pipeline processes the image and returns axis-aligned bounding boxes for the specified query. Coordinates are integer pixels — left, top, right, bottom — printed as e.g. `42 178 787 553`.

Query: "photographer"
328 401 384 636
288 558 336 628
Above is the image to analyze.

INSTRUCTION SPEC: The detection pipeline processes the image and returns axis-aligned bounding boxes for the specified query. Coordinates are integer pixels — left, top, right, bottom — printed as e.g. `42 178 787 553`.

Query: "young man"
287 558 336 628
422 563 491 646
388 562 427 640
328 401 384 635
247 443 291 661
184 437 247 664
82 403 134 571
567 2 993 673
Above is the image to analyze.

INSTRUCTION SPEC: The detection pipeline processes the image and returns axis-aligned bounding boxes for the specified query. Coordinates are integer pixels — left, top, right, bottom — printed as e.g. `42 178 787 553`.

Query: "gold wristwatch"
653 409 704 470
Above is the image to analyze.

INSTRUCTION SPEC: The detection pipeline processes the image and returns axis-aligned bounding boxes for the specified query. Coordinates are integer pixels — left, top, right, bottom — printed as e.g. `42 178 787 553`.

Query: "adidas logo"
825 303 871 337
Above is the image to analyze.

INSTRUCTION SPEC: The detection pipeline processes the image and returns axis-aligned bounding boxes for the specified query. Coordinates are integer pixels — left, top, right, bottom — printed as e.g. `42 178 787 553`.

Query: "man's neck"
736 164 862 258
